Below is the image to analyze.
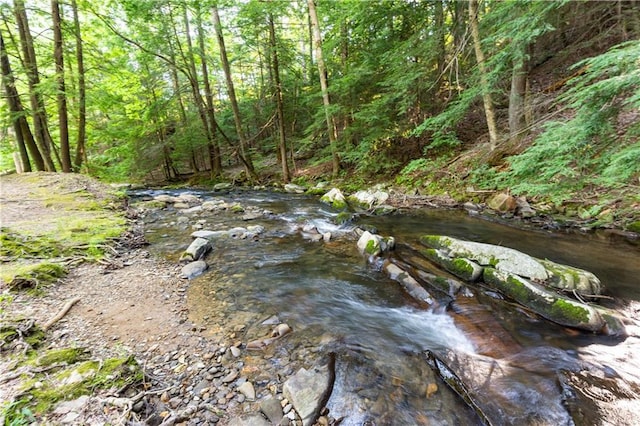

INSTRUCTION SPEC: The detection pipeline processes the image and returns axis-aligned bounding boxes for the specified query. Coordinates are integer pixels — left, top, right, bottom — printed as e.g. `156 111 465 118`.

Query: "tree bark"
180 2 221 176
211 4 258 181
469 0 498 150
268 13 290 183
508 46 528 139
52 0 71 172
307 0 340 177
0 31 39 171
14 0 56 171
71 0 86 170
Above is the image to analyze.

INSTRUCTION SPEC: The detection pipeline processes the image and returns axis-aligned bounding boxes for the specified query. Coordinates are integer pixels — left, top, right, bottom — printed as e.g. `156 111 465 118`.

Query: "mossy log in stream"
483 268 606 332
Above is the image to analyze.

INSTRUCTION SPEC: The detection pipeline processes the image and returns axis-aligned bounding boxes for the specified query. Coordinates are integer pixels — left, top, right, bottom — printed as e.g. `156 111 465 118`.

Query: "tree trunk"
508 46 528 139
268 13 290 183
307 0 340 177
211 4 258 181
0 32 39 171
71 0 86 170
469 0 498 150
14 0 56 171
52 0 71 172
180 2 221 176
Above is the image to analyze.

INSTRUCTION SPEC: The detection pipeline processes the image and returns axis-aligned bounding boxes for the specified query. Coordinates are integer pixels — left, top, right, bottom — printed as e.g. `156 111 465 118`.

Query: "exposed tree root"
43 297 81 331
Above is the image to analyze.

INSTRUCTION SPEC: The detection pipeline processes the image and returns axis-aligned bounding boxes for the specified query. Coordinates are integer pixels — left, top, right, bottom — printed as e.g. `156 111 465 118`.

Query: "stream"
132 188 640 425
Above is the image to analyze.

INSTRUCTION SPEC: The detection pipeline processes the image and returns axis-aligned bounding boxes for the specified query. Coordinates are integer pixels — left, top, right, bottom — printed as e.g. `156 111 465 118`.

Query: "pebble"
222 370 238 383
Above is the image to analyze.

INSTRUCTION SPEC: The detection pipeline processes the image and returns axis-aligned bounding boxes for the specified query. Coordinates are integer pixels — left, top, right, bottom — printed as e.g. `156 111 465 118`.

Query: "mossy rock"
335 211 353 225
626 221 640 233
420 248 483 282
483 268 606 333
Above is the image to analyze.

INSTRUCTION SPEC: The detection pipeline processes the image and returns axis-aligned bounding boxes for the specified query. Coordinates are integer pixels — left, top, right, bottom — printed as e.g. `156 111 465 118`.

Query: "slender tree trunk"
0 32 39 171
180 2 221 176
268 13 290 183
211 5 258 181
52 0 71 172
509 46 528 139
469 0 498 150
14 0 56 171
71 0 86 170
307 0 340 177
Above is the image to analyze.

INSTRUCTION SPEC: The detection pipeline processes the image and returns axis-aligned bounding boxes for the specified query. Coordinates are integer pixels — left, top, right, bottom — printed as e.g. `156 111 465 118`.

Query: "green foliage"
500 40 640 200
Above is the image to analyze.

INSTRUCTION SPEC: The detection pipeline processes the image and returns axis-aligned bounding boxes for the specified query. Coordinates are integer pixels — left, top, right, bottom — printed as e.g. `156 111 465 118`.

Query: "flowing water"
133 189 640 425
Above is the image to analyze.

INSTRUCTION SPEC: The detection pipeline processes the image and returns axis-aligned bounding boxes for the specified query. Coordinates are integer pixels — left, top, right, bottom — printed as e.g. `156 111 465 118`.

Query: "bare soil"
0 173 214 424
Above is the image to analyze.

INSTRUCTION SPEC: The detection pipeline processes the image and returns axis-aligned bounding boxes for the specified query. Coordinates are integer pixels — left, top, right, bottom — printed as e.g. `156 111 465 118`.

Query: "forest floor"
0 173 238 425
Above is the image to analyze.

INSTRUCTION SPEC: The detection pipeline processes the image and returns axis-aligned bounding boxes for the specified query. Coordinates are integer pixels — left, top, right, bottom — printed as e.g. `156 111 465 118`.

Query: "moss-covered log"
483 267 606 332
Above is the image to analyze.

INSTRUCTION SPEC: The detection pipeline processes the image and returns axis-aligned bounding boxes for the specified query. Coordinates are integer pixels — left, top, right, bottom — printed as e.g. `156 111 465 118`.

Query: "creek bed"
133 188 640 425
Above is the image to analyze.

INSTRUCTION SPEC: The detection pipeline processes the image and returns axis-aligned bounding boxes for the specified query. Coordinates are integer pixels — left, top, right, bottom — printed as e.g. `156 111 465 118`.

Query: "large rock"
320 188 348 210
347 189 389 210
487 192 517 213
180 237 211 262
283 364 332 426
180 260 208 279
483 267 605 332
425 349 576 426
539 259 602 296
419 248 483 282
357 231 395 256
420 235 548 281
284 183 306 193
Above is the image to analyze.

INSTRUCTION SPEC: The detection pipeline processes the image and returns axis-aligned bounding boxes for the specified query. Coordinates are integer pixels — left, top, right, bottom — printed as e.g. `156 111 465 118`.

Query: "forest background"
1 0 639 230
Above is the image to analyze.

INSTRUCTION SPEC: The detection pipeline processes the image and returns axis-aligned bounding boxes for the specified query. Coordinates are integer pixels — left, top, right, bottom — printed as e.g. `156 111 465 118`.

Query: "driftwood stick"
43 297 81 331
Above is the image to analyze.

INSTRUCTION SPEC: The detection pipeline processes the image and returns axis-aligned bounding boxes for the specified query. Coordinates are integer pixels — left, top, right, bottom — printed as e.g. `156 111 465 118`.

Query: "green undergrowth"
1 348 142 423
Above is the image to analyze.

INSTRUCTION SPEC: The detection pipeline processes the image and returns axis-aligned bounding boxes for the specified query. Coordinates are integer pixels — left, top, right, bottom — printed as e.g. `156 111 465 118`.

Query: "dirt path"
0 173 233 424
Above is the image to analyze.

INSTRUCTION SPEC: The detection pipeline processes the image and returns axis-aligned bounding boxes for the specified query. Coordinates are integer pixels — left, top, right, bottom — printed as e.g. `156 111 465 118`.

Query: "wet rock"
178 193 201 205
419 248 483 282
347 189 389 210
357 231 395 257
284 183 306 193
425 349 573 426
260 397 284 424
213 182 233 191
180 237 211 262
539 258 602 295
228 227 248 238
383 262 435 305
191 230 229 240
283 364 332 426
180 260 208 279
202 200 224 211
320 188 348 210
154 194 180 204
483 268 605 332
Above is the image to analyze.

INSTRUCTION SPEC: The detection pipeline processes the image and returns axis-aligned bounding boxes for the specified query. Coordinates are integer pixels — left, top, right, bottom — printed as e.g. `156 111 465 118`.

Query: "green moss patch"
1 262 67 291
34 347 89 367
3 355 142 422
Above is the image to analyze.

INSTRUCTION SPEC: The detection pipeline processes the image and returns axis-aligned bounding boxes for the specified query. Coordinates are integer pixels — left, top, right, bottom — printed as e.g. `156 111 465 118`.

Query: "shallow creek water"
134 189 640 425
